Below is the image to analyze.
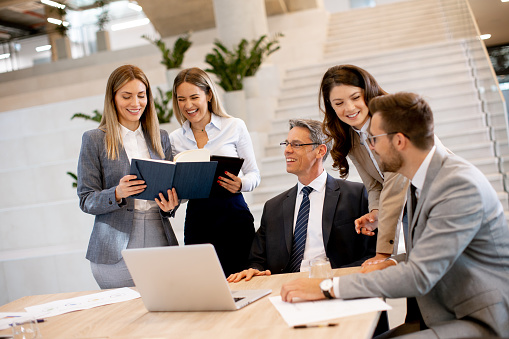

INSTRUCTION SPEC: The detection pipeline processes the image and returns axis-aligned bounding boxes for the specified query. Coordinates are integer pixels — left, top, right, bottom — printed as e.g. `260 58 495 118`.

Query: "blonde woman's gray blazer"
77 128 178 265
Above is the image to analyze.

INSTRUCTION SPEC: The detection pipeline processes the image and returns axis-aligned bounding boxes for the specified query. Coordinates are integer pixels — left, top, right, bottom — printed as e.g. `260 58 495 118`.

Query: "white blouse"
169 114 261 192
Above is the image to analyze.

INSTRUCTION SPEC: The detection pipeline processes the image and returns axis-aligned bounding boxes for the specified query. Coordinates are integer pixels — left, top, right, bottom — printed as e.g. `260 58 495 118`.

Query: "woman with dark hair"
169 67 260 276
320 64 409 266
77 65 179 289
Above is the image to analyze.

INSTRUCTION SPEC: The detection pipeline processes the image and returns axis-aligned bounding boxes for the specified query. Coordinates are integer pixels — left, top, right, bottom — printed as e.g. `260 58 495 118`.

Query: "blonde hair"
172 67 231 125
99 65 164 159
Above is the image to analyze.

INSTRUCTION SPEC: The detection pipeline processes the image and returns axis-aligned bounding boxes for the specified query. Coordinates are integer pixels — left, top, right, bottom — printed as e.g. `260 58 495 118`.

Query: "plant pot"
96 30 111 52
223 90 247 121
166 68 181 88
243 75 260 98
54 36 71 60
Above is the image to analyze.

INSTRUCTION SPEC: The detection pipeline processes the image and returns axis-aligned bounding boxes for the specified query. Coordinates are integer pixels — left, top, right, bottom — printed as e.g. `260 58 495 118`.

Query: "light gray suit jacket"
77 128 178 265
339 146 509 338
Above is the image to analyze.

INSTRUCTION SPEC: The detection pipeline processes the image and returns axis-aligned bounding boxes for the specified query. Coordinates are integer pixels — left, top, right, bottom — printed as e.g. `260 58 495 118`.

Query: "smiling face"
114 79 147 131
285 126 323 183
176 81 212 127
329 84 370 130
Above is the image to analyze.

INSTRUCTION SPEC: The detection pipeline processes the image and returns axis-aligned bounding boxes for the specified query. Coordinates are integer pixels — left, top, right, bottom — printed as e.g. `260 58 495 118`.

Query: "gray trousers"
90 210 168 289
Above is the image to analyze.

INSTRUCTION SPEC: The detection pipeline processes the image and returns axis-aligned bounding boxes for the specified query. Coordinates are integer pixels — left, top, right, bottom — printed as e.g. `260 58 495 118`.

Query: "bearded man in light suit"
281 92 509 338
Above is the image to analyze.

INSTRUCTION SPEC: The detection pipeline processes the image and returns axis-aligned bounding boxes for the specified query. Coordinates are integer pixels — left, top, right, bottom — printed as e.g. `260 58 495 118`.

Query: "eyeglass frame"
366 132 402 146
280 141 321 149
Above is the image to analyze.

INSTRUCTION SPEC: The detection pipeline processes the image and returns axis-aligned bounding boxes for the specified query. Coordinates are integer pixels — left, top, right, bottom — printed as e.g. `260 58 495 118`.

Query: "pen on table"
293 323 339 329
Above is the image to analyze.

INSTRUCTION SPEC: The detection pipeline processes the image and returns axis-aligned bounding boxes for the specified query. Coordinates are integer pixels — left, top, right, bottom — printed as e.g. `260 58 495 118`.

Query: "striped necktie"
288 186 313 272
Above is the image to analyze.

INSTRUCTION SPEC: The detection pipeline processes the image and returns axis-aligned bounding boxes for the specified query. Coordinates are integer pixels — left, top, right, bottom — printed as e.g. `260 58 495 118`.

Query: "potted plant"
243 33 283 98
49 5 72 60
95 0 111 52
142 33 192 86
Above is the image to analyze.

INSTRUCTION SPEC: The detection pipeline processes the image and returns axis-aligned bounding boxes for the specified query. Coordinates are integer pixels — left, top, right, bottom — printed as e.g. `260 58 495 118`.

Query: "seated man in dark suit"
227 119 376 282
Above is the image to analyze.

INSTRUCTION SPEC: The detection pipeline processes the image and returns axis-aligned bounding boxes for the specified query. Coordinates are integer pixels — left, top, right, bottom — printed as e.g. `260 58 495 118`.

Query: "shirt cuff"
386 257 398 265
333 277 340 299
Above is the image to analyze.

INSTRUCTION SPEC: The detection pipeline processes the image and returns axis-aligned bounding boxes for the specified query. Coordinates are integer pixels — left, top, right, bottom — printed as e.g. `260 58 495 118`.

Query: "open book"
130 149 217 200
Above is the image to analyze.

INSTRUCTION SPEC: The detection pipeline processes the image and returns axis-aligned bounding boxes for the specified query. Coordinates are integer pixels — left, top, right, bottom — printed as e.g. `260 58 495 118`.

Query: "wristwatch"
319 279 334 299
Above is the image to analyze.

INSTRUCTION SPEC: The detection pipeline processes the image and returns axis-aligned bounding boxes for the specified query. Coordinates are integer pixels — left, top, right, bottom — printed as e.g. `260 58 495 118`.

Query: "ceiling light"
47 18 69 26
47 17 62 25
111 18 150 31
128 3 143 12
480 34 491 40
36 45 52 52
500 82 509 91
0 53 10 59
41 0 66 9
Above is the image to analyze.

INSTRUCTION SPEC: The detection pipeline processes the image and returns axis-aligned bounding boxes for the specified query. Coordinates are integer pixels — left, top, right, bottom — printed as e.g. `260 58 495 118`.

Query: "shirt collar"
182 113 221 135
352 116 371 134
119 123 143 139
297 169 327 194
411 145 436 192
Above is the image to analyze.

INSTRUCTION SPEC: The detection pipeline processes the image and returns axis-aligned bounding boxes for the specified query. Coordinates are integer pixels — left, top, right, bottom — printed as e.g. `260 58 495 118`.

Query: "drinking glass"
10 315 41 339
309 258 333 279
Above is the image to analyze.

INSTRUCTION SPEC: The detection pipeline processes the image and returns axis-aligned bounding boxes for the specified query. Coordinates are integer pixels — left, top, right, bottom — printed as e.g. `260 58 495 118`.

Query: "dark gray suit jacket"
77 128 178 265
249 174 376 273
339 146 509 338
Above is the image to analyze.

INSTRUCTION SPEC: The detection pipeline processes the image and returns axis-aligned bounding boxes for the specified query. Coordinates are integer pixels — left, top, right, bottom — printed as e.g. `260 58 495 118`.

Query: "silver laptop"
122 244 271 311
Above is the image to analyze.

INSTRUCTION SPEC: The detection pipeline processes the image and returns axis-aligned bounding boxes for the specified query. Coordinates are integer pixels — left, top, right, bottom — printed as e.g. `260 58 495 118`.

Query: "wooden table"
0 267 380 338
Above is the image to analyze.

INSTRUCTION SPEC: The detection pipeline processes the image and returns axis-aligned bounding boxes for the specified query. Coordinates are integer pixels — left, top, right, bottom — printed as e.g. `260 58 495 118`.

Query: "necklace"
191 126 205 132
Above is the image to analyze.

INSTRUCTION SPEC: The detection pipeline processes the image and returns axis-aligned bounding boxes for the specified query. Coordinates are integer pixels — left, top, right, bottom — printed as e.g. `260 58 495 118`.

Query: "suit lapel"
283 185 298 255
408 147 446 245
322 175 340 247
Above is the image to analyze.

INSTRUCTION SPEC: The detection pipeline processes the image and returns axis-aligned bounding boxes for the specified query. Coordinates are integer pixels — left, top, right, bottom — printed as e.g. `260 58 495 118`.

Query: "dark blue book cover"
130 159 218 200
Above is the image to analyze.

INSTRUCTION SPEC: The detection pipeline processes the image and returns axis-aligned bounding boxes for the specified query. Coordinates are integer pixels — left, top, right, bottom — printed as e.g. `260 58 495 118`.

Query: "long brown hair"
172 67 231 125
98 65 164 160
319 65 387 178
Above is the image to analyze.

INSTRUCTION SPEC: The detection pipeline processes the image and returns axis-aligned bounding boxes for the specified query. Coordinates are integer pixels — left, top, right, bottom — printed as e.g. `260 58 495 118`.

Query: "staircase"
247 0 509 226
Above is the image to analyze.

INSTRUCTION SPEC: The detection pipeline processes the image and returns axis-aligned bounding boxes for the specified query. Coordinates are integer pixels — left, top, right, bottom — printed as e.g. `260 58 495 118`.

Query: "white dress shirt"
169 114 261 192
352 117 384 180
411 145 436 198
295 169 328 272
120 123 158 211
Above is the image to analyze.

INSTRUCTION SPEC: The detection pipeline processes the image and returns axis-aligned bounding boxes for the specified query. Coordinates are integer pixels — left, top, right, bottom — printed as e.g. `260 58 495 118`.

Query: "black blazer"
249 174 376 273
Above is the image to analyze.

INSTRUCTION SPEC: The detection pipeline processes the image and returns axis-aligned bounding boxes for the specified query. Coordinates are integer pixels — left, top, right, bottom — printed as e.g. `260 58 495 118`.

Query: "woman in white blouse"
169 67 261 276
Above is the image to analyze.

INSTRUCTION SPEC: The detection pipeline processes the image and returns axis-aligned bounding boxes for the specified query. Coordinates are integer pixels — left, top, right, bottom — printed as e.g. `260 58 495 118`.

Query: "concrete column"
212 0 269 48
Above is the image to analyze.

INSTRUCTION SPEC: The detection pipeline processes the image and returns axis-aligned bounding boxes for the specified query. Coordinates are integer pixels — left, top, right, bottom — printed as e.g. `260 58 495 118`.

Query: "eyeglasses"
280 141 320 149
365 132 397 146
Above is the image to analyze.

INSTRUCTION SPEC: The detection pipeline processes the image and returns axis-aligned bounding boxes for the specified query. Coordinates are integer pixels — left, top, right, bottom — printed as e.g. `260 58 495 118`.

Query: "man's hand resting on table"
280 278 328 302
227 268 271 283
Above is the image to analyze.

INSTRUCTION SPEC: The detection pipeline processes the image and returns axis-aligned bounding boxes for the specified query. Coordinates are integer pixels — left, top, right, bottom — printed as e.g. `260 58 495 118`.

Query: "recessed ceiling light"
0 53 10 59
41 0 66 9
36 45 52 52
480 34 491 40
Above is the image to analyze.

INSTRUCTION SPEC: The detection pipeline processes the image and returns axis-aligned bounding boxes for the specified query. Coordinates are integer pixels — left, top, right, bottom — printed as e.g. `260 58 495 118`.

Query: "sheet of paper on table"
269 296 391 327
0 312 36 331
24 287 140 319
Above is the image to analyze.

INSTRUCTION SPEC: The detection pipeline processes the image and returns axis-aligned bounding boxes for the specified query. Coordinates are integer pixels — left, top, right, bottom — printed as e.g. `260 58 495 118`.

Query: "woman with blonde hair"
78 64 178 289
169 67 260 276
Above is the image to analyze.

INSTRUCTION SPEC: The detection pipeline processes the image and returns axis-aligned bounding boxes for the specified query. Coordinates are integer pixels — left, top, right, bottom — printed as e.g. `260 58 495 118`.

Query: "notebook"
122 244 271 311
